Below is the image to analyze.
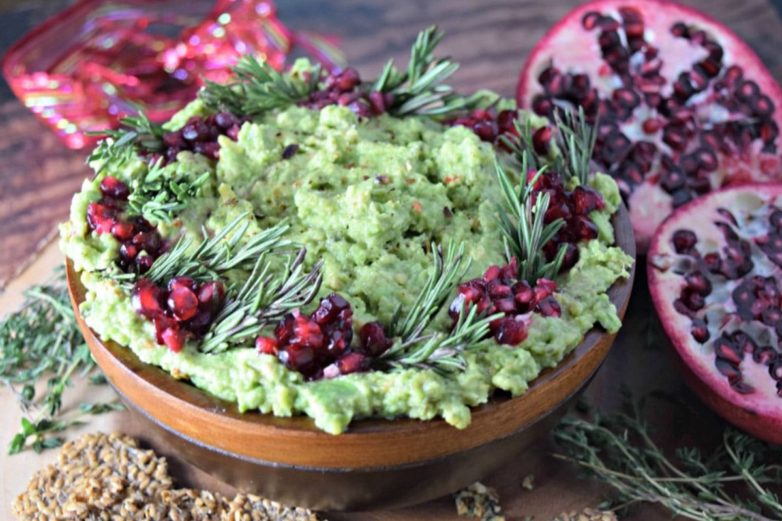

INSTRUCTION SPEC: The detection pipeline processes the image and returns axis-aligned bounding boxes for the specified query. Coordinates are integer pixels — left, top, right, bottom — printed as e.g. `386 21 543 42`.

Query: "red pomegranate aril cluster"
449 257 561 346
449 108 533 148
87 176 164 273
530 7 779 205
301 67 393 118
152 112 244 164
131 276 225 353
669 209 782 397
535 172 606 271
255 294 391 380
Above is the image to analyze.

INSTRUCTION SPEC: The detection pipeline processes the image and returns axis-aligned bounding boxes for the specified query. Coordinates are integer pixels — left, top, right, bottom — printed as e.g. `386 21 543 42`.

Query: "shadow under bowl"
66 204 636 511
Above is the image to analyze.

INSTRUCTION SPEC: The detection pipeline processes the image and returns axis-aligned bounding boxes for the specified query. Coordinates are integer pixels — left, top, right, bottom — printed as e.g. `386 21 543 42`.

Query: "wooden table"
2 0 782 519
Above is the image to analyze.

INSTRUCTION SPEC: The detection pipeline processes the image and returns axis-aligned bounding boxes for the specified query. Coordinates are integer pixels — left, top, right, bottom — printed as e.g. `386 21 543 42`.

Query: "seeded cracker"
552 508 618 521
13 432 321 521
454 482 505 521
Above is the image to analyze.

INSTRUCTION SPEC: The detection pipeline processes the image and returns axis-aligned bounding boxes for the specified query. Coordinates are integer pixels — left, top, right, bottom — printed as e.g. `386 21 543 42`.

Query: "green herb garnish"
125 160 212 224
87 113 164 168
144 213 291 284
0 268 123 454
200 249 323 353
555 400 782 521
200 55 321 116
373 25 492 116
381 243 501 373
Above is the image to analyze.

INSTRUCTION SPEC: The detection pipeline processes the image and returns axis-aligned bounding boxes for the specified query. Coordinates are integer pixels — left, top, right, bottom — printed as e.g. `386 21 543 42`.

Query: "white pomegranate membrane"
517 0 782 251
648 184 782 443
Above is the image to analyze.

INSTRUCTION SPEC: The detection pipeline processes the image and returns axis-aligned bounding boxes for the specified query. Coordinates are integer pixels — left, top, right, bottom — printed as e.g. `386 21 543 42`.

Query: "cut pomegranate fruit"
648 183 782 443
517 0 782 251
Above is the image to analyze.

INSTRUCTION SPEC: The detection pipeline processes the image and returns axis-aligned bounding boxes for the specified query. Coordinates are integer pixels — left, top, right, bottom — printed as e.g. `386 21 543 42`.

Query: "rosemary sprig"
554 400 782 521
87 113 164 168
554 107 598 185
200 249 323 353
200 55 320 116
125 159 212 224
144 213 291 284
381 243 500 373
0 268 121 454
373 26 486 117
496 154 567 283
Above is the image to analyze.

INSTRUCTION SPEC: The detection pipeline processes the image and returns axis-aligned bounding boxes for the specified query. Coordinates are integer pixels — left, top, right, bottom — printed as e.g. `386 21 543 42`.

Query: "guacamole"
60 102 633 434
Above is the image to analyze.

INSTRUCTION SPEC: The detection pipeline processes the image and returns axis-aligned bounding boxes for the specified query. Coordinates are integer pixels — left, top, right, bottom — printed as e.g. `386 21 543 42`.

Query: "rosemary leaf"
554 107 598 185
200 249 323 353
200 55 320 116
495 154 566 282
87 113 164 169
381 243 500 373
377 26 486 117
145 213 291 284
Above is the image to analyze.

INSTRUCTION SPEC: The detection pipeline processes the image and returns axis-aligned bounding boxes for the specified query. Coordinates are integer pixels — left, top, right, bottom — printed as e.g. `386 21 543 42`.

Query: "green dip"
60 101 633 434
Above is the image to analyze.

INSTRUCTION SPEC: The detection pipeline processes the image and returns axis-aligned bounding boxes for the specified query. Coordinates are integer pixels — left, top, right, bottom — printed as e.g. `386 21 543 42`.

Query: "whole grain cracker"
13 432 322 521
552 508 618 521
454 482 505 521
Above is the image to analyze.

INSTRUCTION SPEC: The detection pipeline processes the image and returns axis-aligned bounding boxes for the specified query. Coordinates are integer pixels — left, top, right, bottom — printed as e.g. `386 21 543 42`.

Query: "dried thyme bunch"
0 267 122 455
554 400 782 521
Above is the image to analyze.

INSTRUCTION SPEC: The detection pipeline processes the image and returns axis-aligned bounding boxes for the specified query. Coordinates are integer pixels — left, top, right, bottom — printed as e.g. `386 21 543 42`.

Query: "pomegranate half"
648 184 782 444
517 0 782 251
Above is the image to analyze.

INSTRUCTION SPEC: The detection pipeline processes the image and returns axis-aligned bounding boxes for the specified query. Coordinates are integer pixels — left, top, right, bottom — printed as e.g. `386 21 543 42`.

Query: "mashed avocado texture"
60 102 633 434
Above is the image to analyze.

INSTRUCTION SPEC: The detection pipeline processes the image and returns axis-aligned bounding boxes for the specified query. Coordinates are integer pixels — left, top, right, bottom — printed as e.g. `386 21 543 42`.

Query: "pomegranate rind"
647 183 782 444
517 0 782 252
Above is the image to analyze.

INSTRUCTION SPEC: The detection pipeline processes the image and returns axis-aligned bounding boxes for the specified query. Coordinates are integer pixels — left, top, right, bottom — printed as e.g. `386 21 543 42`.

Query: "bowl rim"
66 204 636 469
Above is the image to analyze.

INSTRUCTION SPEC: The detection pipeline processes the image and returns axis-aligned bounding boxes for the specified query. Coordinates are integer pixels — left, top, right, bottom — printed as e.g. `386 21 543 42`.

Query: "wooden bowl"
66 205 635 512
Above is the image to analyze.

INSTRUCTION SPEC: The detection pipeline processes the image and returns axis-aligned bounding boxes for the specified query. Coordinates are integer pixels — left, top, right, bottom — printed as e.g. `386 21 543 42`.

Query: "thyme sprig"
373 26 486 116
496 155 567 283
144 213 291 284
554 400 782 521
200 249 323 353
200 55 320 116
125 160 212 224
0 268 122 454
381 243 501 373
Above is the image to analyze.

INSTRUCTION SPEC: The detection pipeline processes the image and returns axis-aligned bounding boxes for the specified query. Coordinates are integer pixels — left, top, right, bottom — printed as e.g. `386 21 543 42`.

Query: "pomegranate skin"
647 183 782 444
517 0 782 252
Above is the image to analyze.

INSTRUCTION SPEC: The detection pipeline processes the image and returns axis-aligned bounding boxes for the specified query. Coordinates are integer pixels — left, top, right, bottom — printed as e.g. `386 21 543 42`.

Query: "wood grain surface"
2 0 782 520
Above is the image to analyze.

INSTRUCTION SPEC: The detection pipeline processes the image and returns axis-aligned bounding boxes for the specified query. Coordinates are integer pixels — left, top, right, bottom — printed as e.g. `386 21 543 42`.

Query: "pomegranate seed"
358 321 392 357
536 296 562 317
197 281 225 311
119 243 139 262
483 265 502 282
337 352 370 375
672 229 698 253
132 279 165 318
312 294 351 325
690 319 710 343
161 327 186 353
532 126 553 156
99 176 130 200
111 222 135 240
168 276 196 292
186 309 214 336
713 337 742 364
135 255 154 273
494 317 528 345
513 281 536 312
256 336 279 355
86 202 117 234
278 343 316 375
167 286 199 321
572 186 605 215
